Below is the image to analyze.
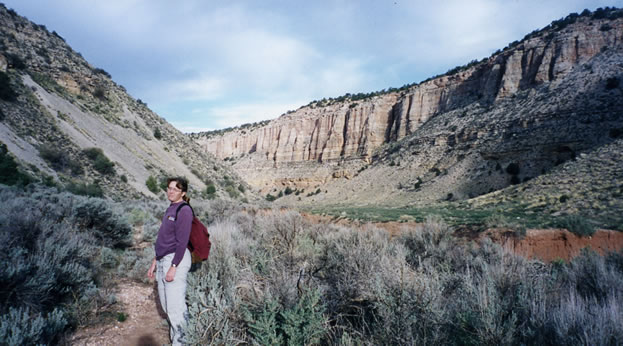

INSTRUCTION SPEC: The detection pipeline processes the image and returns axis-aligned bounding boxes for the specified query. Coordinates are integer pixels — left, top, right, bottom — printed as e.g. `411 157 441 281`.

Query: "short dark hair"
167 177 188 192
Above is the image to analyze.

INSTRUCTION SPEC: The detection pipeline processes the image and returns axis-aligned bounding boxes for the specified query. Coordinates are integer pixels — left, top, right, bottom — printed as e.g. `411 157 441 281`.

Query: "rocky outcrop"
197 15 623 166
0 5 248 200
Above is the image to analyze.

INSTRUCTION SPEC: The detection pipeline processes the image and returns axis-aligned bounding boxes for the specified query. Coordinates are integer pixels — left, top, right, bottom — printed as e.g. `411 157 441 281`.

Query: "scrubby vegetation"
66 180 104 197
82 147 115 176
39 146 84 176
194 119 271 139
183 210 623 344
0 185 134 344
153 127 162 140
0 142 32 186
145 175 160 194
0 71 17 101
0 179 621 344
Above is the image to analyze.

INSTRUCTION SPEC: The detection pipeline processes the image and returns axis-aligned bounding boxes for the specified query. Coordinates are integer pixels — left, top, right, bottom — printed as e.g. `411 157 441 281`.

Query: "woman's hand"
147 258 156 280
165 266 177 282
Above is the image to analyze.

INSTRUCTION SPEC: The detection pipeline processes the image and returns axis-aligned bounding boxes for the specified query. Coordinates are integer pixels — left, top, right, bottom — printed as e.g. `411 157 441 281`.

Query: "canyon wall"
196 16 623 165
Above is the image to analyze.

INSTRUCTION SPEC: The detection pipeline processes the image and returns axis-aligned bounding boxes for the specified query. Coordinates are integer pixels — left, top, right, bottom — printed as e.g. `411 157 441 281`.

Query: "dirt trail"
69 280 170 346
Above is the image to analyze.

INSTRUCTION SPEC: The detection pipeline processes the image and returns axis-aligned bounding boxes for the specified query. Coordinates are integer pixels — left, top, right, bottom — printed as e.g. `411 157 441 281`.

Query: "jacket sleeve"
172 205 193 266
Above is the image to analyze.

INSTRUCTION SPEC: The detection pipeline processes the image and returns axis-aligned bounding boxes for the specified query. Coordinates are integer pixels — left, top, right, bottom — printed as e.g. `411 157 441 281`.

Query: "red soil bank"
482 229 623 262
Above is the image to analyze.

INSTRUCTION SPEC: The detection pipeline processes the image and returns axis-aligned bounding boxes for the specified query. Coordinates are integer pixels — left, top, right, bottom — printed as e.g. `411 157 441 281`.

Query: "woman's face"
167 181 185 203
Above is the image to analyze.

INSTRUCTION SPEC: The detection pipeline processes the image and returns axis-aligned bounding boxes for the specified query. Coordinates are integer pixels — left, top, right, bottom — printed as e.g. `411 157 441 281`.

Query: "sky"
2 0 619 132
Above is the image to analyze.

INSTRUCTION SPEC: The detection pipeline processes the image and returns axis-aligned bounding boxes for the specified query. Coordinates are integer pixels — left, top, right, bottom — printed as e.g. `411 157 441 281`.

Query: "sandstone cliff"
197 14 622 165
196 11 623 205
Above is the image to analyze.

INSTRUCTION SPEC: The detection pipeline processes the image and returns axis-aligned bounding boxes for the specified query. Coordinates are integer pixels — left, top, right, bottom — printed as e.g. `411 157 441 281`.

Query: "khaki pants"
156 249 191 346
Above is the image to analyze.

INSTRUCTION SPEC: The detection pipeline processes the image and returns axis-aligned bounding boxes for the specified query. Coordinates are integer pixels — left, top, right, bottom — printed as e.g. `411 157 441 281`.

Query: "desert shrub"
67 159 84 175
0 71 17 101
544 291 623 345
6 53 26 70
93 155 115 175
83 147 115 175
0 218 96 314
145 175 159 194
244 297 283 345
606 76 620 89
0 189 104 343
66 181 104 197
185 270 241 345
0 143 32 186
39 146 65 169
99 247 119 269
185 219 246 344
399 215 453 269
0 307 67 345
181 207 623 344
127 207 150 226
413 177 422 189
116 247 155 283
243 288 327 345
506 162 520 175
606 249 623 272
39 145 82 175
316 225 397 336
561 249 623 302
198 199 240 224
553 214 595 237
610 127 623 139
445 252 538 345
93 86 106 99
225 185 240 198
92 67 111 78
153 128 162 139
368 253 447 345
205 183 216 195
600 23 612 31
72 198 132 248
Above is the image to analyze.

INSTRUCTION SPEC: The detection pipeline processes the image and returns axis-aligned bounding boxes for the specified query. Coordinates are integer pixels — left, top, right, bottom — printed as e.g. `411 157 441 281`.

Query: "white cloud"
203 101 307 130
4 0 615 131
157 75 226 101
170 122 214 134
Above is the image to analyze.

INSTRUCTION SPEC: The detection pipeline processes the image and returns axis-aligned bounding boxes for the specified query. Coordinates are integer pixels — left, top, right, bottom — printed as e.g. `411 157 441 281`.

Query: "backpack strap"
175 203 194 219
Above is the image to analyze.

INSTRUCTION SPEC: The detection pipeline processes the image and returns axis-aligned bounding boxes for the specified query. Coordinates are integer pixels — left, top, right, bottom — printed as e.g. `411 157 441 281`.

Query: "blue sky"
3 0 617 132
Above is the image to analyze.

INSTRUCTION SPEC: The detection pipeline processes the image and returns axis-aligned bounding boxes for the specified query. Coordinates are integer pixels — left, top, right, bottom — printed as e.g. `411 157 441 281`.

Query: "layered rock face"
197 16 622 167
201 96 398 163
195 13 623 202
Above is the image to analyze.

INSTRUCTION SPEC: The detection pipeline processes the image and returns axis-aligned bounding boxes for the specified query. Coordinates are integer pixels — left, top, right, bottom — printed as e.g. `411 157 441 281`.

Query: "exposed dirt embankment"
301 213 623 262
483 229 623 262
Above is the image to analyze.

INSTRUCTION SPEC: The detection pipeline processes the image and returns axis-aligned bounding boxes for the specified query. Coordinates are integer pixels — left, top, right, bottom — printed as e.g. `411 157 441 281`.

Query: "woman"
147 177 193 346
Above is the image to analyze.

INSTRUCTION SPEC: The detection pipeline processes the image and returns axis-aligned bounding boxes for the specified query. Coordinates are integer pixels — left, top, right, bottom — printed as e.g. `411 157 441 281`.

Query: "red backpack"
176 203 211 262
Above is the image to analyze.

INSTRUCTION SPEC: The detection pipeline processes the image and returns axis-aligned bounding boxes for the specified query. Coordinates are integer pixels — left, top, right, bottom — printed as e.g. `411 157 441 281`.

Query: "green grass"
304 202 588 231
